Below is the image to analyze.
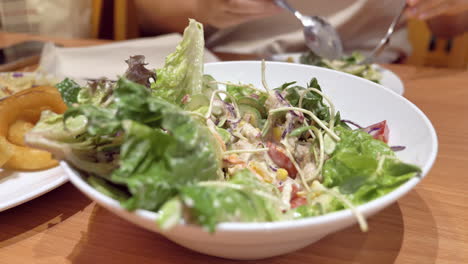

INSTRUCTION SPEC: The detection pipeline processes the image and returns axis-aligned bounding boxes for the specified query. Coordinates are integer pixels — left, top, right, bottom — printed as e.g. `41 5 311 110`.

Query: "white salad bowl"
64 61 438 260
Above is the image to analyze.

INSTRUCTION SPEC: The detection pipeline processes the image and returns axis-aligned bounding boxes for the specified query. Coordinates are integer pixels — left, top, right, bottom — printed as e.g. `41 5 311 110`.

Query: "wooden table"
0 32 467 264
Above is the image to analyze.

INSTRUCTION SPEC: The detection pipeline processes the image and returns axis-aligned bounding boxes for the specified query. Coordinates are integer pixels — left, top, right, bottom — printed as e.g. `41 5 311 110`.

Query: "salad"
0 72 58 99
299 51 382 83
25 20 420 232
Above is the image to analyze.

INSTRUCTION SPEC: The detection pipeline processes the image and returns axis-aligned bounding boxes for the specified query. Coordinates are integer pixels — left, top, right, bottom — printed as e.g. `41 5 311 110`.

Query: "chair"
91 0 103 39
407 19 468 69
91 0 140 40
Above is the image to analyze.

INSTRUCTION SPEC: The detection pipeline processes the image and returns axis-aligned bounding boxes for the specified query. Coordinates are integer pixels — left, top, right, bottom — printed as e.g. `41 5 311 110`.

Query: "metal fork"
358 2 408 65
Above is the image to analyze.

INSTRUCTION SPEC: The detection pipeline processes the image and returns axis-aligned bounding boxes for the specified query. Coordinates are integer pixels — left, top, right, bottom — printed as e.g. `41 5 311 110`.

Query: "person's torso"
206 0 409 62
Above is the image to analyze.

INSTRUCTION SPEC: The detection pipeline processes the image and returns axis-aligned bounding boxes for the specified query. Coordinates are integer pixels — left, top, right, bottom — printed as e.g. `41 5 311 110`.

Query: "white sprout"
260 117 271 138
232 131 248 142
311 145 319 170
298 88 336 131
206 119 227 151
305 126 324 182
261 60 271 92
281 139 310 192
376 155 387 175
101 95 114 107
270 107 340 141
186 111 206 120
223 148 269 155
280 180 293 211
281 86 315 139
205 90 241 122
312 181 368 232
198 181 244 190
210 80 266 94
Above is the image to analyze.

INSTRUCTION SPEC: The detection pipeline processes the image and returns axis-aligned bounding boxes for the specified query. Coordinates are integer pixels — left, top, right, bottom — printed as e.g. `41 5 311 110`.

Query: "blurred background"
0 0 467 68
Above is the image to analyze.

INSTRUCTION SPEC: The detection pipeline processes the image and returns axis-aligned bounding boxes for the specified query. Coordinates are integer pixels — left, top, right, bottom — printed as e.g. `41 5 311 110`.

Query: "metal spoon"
274 0 343 60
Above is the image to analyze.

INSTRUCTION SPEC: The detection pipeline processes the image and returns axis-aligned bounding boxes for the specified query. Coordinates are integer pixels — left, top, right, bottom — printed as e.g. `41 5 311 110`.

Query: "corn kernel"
273 127 283 142
276 168 288 181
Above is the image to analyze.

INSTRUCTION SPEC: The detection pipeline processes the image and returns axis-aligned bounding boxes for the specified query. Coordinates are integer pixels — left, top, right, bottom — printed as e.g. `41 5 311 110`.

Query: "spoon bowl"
275 0 343 59
302 16 343 60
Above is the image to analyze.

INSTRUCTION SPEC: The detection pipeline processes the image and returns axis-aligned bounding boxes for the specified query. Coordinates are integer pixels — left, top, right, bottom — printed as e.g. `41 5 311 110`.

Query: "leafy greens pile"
299 51 382 83
25 19 420 233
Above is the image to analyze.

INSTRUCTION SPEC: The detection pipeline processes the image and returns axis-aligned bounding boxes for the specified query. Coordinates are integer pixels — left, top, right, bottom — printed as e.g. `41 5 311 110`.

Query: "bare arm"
133 0 281 35
133 0 197 34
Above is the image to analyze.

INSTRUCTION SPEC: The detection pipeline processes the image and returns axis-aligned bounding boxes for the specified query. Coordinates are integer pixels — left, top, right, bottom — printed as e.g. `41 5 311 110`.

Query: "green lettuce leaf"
202 74 218 97
87 175 130 202
24 110 119 178
27 77 221 209
323 126 421 204
152 19 205 104
111 113 220 211
64 105 120 137
78 79 221 211
226 84 268 105
174 169 284 232
76 79 116 106
101 78 220 210
300 51 382 83
292 189 347 218
56 78 81 106
275 78 330 121
299 51 322 66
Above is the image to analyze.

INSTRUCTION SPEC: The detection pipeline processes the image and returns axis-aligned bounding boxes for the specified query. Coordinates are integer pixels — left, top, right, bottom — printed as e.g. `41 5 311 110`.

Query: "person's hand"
194 0 282 29
406 0 468 20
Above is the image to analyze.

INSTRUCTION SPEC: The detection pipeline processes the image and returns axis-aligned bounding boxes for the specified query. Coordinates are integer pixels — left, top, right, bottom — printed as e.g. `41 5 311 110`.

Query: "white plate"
270 53 404 95
0 167 67 212
64 61 437 260
0 72 67 212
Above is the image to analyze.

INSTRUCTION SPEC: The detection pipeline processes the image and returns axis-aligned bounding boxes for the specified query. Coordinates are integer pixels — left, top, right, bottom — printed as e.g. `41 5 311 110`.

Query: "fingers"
405 0 468 20
408 0 445 18
197 0 282 29
406 0 423 7
416 1 452 19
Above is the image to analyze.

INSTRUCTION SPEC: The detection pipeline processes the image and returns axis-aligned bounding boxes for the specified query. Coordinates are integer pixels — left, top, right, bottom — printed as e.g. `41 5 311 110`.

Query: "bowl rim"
63 60 438 232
